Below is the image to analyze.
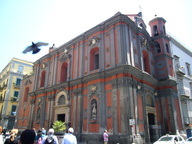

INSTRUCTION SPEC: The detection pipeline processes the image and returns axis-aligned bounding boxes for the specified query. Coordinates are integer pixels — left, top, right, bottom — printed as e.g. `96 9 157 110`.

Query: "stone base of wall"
76 134 130 144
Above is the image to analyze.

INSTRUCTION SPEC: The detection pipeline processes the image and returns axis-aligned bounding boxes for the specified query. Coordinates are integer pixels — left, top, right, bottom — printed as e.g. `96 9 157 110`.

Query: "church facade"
15 12 182 143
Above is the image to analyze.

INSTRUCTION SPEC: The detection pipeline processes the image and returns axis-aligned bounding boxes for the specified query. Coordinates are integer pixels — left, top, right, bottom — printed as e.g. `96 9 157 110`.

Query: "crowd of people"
0 126 110 144
0 126 77 144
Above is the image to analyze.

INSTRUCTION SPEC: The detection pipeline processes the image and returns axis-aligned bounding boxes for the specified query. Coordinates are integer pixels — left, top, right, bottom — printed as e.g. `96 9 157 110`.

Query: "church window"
58 95 65 105
163 26 166 34
142 50 150 74
90 47 99 71
153 25 159 37
156 43 161 53
40 71 46 87
166 43 169 53
60 62 68 82
146 94 154 107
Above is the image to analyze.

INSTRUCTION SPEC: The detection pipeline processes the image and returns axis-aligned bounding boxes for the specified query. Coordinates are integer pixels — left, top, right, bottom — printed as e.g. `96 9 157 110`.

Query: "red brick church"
15 11 182 143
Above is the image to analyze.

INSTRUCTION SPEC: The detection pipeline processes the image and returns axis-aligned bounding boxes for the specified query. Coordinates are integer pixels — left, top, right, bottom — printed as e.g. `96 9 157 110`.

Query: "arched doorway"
146 94 160 143
146 107 160 143
54 91 69 125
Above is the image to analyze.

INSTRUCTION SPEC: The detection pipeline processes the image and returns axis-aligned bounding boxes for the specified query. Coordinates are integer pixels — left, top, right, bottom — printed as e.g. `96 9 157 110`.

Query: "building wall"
0 58 33 130
16 12 183 143
170 35 192 130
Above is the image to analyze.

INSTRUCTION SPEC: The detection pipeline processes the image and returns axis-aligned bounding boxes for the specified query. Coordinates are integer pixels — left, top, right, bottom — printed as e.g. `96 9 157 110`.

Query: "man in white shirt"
62 127 77 144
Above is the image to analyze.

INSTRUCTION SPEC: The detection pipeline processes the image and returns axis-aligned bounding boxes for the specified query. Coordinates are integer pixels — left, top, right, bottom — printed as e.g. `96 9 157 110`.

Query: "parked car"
153 134 185 144
186 137 192 143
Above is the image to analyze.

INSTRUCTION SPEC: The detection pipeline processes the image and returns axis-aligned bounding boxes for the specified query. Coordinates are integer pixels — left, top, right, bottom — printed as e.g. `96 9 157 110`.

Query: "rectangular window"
11 105 17 115
13 91 19 101
94 54 99 69
186 63 191 75
174 55 180 70
16 78 21 86
190 82 192 98
18 65 23 73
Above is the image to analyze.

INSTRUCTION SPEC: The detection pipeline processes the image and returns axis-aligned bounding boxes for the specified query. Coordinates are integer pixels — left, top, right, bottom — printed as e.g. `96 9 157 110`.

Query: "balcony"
0 97 4 103
13 83 20 89
3 84 7 89
11 96 18 102
176 66 185 75
180 88 190 97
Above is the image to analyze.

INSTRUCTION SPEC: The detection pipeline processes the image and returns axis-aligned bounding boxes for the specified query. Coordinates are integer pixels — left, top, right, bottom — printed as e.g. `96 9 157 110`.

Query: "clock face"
156 60 165 69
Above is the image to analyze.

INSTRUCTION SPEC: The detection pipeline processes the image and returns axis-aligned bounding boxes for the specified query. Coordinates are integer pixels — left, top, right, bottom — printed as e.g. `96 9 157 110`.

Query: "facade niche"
91 99 97 120
24 87 29 102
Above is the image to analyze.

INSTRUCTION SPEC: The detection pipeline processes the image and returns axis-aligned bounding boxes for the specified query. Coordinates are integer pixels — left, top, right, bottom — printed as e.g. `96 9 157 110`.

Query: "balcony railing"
13 83 20 89
3 84 7 88
180 88 190 97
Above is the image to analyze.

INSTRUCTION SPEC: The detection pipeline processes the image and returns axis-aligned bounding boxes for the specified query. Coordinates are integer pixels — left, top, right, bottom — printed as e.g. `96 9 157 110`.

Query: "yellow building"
0 58 33 130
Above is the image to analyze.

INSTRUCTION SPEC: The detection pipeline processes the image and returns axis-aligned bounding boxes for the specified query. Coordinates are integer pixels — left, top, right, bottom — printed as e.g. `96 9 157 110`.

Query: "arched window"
142 50 150 74
153 25 159 37
61 62 68 82
146 94 154 107
156 43 161 53
163 26 166 34
40 71 46 87
58 95 65 105
91 99 97 120
90 47 99 71
166 43 169 53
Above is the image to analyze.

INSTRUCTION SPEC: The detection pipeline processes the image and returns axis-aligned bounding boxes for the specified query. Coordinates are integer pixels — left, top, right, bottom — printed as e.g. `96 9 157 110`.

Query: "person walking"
62 127 77 144
0 126 3 144
41 128 59 144
4 129 19 144
19 129 36 144
103 130 109 144
36 129 45 144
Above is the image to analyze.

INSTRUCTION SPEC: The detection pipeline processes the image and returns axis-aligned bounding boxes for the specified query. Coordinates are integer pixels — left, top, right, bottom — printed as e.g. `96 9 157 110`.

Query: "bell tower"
149 17 174 80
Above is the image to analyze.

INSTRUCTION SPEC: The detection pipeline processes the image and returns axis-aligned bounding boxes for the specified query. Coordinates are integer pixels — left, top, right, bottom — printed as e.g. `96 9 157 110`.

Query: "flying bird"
23 42 49 54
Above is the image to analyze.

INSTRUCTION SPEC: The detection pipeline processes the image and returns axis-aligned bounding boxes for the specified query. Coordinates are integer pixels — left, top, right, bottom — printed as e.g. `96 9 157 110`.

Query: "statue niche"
91 99 97 120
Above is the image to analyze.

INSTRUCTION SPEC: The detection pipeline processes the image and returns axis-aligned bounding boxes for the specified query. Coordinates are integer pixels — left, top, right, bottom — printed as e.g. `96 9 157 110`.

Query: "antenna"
139 5 142 12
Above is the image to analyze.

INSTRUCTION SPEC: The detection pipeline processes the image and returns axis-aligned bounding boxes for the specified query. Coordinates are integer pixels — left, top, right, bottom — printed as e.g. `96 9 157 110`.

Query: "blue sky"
0 0 192 72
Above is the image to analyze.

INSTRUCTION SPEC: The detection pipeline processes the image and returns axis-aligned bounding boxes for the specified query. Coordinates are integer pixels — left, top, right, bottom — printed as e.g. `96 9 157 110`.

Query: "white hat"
48 128 54 134
68 127 74 133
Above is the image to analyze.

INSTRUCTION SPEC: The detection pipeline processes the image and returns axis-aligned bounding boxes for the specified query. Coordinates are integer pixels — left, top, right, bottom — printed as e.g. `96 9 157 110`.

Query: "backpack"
45 135 54 144
38 137 42 144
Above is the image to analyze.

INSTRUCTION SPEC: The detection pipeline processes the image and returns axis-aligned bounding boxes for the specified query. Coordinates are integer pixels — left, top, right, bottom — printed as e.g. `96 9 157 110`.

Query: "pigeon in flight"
23 42 49 54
